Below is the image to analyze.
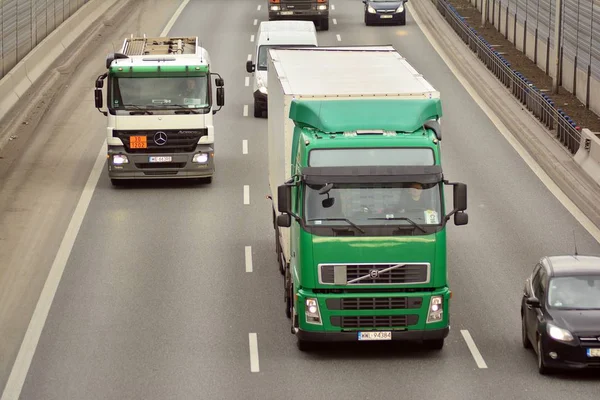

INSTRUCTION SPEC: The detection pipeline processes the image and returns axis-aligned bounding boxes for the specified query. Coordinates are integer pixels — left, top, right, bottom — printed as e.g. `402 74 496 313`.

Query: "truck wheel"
297 339 315 352
285 281 292 319
423 339 444 350
253 103 262 118
320 18 329 31
110 179 125 187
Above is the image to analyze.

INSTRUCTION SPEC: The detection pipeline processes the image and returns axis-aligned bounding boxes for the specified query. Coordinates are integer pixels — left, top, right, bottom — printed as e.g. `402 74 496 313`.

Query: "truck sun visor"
301 165 443 185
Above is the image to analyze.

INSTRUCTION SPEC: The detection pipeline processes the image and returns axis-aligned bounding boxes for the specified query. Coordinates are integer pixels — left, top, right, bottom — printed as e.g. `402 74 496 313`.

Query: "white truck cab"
245 21 317 118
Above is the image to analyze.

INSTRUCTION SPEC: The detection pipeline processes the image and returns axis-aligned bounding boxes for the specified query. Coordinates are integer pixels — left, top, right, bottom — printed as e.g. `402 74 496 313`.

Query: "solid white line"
0 140 107 400
460 330 488 369
245 246 253 272
245 77 250 87
257 4 262 11
242 139 248 155
336 34 341 41
331 4 335 11
249 333 260 372
254 19 258 26
244 185 250 205
247 53 252 61
411 8 600 244
333 18 337 25
250 34 255 42
243 105 248 117
160 0 190 36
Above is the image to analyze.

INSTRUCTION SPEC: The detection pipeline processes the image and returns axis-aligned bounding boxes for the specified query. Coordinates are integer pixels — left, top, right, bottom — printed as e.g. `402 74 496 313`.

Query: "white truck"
94 36 225 185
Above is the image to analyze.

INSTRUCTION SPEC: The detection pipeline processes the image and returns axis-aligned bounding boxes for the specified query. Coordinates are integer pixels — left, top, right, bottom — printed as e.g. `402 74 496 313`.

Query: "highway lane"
9 0 600 399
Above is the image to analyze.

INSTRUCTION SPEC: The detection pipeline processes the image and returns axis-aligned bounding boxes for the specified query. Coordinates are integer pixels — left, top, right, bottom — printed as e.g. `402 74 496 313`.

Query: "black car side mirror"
525 297 541 308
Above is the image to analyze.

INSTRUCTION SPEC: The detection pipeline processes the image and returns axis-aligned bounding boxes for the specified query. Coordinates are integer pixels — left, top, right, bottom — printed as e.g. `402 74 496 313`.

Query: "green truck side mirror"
278 184 292 214
454 183 467 211
277 214 291 227
454 212 468 226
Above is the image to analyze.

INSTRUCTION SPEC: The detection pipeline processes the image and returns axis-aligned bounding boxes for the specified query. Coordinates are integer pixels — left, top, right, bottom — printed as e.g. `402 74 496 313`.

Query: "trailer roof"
268 46 439 98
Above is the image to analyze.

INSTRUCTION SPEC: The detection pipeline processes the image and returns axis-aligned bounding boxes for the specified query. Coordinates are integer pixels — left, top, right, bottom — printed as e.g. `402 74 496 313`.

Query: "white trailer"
267 45 441 270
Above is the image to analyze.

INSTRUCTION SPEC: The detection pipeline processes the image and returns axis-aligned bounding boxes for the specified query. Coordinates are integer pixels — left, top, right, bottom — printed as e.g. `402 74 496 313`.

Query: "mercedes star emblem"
154 131 167 146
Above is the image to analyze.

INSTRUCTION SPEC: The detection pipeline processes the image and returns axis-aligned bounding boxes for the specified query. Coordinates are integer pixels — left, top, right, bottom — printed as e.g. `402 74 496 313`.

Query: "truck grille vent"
326 297 423 310
114 129 207 153
319 263 429 285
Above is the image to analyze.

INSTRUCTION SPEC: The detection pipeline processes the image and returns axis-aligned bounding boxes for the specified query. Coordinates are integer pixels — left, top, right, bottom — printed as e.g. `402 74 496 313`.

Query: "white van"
245 21 318 118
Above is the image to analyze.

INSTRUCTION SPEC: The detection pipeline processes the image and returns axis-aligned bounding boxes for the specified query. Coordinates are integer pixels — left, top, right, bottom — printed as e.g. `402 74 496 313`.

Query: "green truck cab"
266 46 468 351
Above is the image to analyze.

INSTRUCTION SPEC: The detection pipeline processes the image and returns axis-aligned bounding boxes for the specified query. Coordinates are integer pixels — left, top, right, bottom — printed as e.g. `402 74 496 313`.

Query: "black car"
362 0 408 26
521 255 600 374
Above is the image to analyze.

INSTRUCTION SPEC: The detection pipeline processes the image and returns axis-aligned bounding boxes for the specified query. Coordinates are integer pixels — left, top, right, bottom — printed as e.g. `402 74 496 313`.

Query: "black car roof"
544 255 600 277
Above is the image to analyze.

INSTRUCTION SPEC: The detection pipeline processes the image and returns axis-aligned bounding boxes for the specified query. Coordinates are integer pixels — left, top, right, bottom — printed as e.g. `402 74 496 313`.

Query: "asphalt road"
9 0 600 399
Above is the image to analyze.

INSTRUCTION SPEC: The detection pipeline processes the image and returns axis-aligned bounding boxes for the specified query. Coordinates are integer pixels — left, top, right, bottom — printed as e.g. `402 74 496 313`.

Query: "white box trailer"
266 45 441 264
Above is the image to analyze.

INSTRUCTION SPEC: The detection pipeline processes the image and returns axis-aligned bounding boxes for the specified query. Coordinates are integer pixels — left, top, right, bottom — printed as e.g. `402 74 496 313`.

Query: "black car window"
531 264 543 297
538 268 549 302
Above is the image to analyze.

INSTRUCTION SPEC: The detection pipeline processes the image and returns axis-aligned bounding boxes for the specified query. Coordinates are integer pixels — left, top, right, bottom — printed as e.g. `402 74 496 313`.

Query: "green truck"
267 46 469 350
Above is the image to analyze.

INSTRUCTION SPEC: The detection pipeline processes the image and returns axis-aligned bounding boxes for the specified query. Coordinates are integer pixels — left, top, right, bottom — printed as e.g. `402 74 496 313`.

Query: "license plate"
280 11 293 15
587 348 600 357
358 331 392 341
130 135 147 149
149 156 172 163
380 15 393 19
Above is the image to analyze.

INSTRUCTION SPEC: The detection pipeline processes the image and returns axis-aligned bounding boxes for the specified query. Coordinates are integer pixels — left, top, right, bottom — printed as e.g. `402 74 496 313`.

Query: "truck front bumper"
107 144 214 180
296 327 449 342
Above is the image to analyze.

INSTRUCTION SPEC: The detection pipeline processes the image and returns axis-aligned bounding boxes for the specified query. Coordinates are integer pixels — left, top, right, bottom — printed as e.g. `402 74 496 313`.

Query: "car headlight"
396 4 404 13
192 153 209 163
547 323 574 342
112 154 129 164
270 5 280 11
367 5 376 14
317 4 327 10
305 298 322 325
426 295 443 323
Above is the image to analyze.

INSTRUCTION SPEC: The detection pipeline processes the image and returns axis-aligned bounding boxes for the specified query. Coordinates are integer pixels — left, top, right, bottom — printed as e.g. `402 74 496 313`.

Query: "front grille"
578 336 600 347
330 315 419 329
135 162 186 169
114 129 207 153
288 4 311 10
326 297 422 310
320 263 429 285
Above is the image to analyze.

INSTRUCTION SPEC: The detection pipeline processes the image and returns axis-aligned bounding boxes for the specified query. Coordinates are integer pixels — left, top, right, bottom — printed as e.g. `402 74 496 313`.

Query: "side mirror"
215 77 224 87
525 297 541 308
276 214 291 228
454 211 468 226
362 0 367 3
95 78 104 89
277 184 292 214
94 88 103 109
216 87 225 107
246 60 255 73
453 183 467 211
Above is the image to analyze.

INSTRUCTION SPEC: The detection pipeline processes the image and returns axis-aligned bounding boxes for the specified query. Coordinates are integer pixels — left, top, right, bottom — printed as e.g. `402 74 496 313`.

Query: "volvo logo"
154 131 168 146
369 269 380 279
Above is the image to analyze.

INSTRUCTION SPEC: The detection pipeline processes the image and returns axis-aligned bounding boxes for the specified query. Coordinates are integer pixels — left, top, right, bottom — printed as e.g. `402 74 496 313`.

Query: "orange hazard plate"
130 135 147 149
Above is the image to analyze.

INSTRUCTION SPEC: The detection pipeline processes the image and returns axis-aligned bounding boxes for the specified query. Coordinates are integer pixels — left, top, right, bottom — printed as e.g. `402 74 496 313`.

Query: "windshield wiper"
308 218 365 234
168 104 200 114
122 104 153 115
367 217 427 234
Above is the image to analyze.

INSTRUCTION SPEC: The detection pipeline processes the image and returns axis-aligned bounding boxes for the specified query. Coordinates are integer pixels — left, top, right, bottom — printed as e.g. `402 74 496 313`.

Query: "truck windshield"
110 76 209 110
305 182 443 227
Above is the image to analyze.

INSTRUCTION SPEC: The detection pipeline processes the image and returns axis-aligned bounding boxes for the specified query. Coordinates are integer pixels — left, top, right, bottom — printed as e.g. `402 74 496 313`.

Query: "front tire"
537 337 551 375
110 179 125 187
320 18 329 31
521 314 532 349
297 339 315 352
398 11 406 25
423 339 444 350
364 13 370 26
253 102 262 118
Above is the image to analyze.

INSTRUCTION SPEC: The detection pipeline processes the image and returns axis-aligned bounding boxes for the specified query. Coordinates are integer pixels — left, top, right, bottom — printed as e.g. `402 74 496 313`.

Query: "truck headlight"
547 323 574 342
317 5 327 10
367 5 376 14
395 4 404 13
270 5 280 11
305 298 322 325
112 154 129 164
426 295 443 323
192 153 209 163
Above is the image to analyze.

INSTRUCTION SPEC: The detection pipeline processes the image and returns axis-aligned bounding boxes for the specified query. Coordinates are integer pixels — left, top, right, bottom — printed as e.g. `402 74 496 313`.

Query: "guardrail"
432 0 582 154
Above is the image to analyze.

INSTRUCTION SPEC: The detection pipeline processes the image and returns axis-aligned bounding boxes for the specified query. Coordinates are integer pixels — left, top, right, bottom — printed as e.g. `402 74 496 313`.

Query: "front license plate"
149 156 172 163
587 348 600 357
280 11 293 15
380 15 393 19
130 135 147 149
358 331 392 341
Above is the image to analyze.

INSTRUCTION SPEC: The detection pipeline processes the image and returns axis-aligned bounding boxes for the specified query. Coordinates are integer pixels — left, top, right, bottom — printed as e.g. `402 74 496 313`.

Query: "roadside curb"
410 0 600 231
0 0 119 126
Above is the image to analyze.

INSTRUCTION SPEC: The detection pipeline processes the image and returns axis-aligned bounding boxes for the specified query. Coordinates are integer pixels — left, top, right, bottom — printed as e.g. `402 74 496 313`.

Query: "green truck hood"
301 232 445 289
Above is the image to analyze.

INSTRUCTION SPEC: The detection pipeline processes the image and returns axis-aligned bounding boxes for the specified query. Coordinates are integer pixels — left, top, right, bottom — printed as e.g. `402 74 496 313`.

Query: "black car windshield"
548 276 600 309
305 181 442 227
110 76 209 109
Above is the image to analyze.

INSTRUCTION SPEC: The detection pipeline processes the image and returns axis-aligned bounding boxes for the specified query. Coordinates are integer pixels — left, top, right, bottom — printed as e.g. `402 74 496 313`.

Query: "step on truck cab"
246 21 318 118
94 36 225 186
267 46 469 351
268 0 330 31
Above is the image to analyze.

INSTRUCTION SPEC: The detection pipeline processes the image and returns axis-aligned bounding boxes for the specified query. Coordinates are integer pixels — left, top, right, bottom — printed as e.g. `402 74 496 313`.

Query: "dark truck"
267 0 330 31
